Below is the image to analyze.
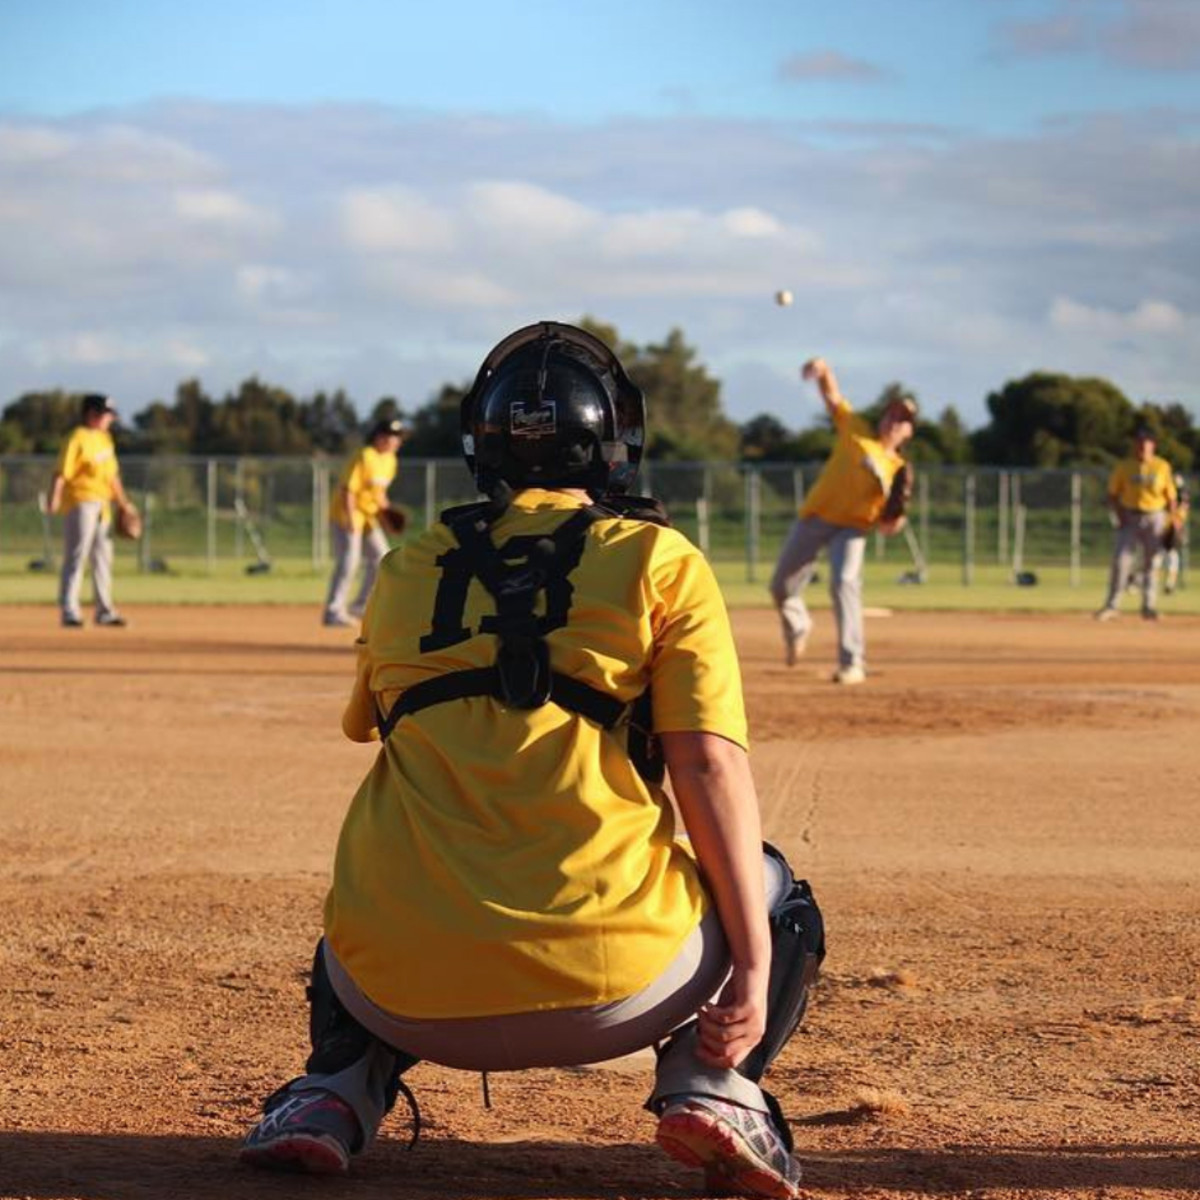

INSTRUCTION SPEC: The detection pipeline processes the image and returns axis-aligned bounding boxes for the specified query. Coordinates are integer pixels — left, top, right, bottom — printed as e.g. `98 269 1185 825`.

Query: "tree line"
1 318 1194 470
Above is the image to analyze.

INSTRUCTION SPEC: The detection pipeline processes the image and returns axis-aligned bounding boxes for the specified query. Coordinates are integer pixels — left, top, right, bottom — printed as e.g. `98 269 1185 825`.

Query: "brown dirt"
1 604 1198 1200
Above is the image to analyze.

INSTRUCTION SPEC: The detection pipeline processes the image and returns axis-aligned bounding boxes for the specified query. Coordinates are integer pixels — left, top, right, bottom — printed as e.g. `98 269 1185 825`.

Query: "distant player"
769 357 915 683
241 323 824 1197
322 418 404 627
48 393 137 629
1095 425 1177 622
1162 473 1189 595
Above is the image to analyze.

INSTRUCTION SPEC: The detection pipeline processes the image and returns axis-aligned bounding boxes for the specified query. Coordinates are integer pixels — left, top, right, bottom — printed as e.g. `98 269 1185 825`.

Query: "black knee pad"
738 847 826 1082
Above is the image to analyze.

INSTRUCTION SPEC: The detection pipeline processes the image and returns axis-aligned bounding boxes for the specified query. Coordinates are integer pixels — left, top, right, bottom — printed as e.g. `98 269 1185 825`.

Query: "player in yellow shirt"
1096 424 1177 621
242 323 825 1198
769 357 915 683
322 418 404 627
48 393 137 628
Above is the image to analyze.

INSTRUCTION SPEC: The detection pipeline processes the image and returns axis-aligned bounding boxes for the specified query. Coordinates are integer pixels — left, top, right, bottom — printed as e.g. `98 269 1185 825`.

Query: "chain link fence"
0 454 1189 583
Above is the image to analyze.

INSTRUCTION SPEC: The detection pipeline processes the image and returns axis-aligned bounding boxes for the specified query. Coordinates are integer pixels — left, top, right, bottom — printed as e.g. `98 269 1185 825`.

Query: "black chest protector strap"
379 504 632 745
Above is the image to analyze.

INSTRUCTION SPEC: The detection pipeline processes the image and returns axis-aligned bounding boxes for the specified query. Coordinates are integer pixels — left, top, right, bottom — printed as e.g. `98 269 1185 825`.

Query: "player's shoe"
656 1095 803 1200
95 612 128 627
1093 606 1119 622
832 664 865 685
783 631 808 667
322 612 355 628
61 614 84 628
239 1088 358 1175
1142 607 1160 621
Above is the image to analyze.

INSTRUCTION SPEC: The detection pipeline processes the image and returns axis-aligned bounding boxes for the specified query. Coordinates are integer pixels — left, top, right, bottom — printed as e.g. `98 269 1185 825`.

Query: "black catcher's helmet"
461 322 645 496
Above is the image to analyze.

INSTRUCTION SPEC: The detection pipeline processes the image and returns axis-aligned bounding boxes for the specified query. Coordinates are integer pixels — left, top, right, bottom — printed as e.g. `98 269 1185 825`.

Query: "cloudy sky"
1 0 1197 429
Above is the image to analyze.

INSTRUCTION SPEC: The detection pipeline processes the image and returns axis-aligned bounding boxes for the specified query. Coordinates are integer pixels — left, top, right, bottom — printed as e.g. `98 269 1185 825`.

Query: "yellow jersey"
800 399 905 530
56 427 119 514
324 488 747 1018
330 445 398 532
1108 456 1176 513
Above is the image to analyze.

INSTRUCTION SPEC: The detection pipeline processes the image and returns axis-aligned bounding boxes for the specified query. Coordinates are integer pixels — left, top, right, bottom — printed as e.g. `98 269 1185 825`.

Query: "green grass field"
3 550 1195 614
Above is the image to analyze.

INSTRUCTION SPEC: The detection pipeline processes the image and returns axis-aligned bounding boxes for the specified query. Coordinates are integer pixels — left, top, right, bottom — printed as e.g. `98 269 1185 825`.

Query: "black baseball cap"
81 393 118 418
1133 423 1155 441
368 417 405 441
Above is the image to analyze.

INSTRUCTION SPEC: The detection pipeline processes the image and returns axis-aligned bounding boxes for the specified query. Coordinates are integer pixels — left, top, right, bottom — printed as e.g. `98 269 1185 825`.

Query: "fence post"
998 470 1009 565
963 473 975 586
696 497 711 557
919 472 930 566
1011 472 1022 556
792 466 805 510
1069 472 1082 587
140 494 152 573
234 458 244 560
745 468 761 583
424 461 437 529
206 458 217 574
311 459 320 570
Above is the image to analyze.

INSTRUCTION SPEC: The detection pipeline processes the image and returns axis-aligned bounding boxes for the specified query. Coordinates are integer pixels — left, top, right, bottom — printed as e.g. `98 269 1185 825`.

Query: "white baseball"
775 289 793 307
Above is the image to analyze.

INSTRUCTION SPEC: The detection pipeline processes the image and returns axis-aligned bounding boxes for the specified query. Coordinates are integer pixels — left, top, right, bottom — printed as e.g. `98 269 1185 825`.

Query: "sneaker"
1142 607 1160 621
832 664 865 685
322 612 355 628
656 1095 803 1200
240 1088 358 1175
783 631 808 667
1094 606 1119 622
61 614 84 628
95 613 127 627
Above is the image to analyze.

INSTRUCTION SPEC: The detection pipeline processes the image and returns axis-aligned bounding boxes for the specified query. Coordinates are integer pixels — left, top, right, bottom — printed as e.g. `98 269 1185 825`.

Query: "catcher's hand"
378 506 407 536
115 502 143 540
880 462 913 526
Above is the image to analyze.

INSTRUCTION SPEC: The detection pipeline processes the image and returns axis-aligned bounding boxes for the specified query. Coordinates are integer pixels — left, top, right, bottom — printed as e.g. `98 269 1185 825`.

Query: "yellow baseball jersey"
56 427 118 513
800 400 905 529
324 488 747 1019
1108 456 1176 512
329 445 398 532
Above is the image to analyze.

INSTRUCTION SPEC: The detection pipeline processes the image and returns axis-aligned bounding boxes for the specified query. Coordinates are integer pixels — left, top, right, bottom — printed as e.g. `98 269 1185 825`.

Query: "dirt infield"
1 604 1198 1200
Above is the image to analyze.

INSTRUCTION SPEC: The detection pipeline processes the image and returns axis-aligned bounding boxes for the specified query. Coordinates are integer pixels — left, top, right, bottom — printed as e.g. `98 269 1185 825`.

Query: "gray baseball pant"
769 515 867 669
1103 510 1166 612
59 501 116 622
323 522 390 620
282 851 793 1150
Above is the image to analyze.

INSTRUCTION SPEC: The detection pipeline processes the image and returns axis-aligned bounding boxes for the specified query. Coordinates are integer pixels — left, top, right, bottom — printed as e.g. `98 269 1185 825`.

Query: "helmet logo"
510 399 557 438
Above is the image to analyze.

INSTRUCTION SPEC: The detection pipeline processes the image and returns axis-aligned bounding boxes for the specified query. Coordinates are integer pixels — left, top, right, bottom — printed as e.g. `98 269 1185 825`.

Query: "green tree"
1 390 84 453
402 383 467 457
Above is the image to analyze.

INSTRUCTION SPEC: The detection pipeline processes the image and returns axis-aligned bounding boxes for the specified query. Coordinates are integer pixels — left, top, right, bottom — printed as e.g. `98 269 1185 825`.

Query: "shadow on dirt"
1 1131 1197 1198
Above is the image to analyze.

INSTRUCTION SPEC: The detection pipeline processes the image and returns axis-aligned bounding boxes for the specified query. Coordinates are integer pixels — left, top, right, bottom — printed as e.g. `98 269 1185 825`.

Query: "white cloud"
465 181 595 242
174 188 270 226
0 125 75 164
1050 296 1187 335
340 187 457 253
778 50 889 83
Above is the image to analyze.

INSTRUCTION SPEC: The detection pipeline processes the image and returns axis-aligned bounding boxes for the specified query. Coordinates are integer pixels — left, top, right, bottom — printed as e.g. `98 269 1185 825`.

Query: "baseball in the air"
775 289 793 307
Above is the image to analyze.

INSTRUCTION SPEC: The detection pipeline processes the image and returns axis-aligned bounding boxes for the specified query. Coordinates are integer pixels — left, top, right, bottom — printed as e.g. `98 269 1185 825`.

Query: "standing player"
769 357 915 683
48 393 137 629
1162 472 1189 595
322 418 404 627
241 323 824 1198
1095 425 1177 621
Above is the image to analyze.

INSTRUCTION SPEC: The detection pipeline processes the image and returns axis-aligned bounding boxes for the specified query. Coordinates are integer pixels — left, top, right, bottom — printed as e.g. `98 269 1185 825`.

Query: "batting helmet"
461 322 645 497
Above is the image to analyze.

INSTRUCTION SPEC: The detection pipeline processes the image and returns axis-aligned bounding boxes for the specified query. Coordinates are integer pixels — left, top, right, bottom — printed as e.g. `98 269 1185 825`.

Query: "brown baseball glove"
378 506 407 536
115 503 143 540
880 462 913 524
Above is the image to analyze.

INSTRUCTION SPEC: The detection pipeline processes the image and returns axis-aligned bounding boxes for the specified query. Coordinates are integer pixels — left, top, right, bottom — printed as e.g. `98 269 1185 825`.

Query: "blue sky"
1 0 1198 428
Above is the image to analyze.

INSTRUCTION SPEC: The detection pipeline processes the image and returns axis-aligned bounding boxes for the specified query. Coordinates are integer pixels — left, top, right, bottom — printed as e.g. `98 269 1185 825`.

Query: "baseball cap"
1133 422 1155 440
81 393 118 418
369 417 405 440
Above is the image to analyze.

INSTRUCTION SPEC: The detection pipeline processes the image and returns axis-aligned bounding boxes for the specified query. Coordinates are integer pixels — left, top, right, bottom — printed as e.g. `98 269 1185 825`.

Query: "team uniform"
56 425 123 626
769 396 906 673
323 444 398 625
1099 454 1177 618
243 322 824 1198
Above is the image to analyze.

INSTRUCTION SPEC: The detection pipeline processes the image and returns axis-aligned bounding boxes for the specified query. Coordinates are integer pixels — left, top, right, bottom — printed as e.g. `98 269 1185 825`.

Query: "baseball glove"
880 462 913 524
115 503 143 540
378 506 407 536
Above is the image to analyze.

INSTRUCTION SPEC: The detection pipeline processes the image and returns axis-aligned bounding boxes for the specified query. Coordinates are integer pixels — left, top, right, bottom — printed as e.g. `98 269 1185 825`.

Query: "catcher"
322 417 406 628
48 392 139 629
241 322 825 1198
768 358 916 683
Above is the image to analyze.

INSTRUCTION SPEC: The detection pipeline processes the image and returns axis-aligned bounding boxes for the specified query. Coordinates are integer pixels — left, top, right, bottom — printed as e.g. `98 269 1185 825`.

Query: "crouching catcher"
240 323 826 1198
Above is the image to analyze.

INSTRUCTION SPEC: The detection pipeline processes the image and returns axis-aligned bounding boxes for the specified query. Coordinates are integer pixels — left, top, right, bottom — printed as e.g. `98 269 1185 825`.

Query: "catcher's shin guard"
307 940 418 1113
737 847 826 1083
